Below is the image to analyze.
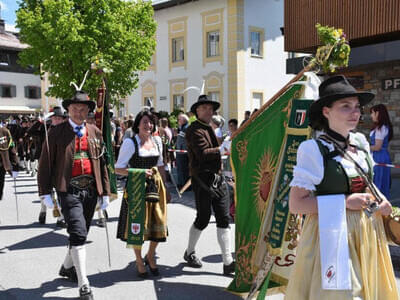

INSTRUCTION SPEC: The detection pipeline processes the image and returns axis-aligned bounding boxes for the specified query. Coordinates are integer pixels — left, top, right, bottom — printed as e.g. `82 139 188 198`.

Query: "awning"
0 106 38 114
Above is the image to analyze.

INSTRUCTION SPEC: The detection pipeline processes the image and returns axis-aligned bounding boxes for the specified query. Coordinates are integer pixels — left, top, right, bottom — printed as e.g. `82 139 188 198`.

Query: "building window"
252 92 263 110
0 85 16 98
0 54 10 66
208 91 220 102
172 38 184 62
25 86 41 99
207 31 220 57
250 31 261 56
173 94 184 110
144 96 154 108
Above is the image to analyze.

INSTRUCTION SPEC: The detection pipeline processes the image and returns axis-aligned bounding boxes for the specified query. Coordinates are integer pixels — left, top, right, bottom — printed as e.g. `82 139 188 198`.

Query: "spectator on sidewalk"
370 104 393 199
240 110 251 127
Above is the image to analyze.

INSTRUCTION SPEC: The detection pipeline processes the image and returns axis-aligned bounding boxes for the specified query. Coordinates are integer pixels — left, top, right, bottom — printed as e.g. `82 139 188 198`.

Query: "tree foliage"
16 0 157 102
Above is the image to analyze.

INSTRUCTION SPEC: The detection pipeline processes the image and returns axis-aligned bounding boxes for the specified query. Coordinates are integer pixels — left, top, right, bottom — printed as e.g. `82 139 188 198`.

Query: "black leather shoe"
96 218 105 228
136 262 148 279
223 261 235 275
144 255 160 276
183 251 202 268
59 265 78 282
56 220 67 228
38 212 46 224
79 284 94 300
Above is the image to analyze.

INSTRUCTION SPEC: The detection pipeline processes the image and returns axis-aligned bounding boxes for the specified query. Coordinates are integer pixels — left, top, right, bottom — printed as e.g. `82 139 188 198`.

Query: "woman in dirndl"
285 75 398 300
115 110 170 278
370 104 393 199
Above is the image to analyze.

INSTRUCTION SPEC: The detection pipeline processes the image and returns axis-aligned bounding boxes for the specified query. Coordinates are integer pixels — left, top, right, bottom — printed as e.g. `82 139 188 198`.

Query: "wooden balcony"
284 0 400 53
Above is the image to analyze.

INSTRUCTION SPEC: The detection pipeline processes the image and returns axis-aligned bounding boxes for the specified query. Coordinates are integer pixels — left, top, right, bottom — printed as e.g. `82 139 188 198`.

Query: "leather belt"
69 175 95 190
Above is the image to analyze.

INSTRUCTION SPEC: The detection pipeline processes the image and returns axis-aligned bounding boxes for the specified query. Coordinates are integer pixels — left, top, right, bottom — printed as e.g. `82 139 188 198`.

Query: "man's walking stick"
179 178 191 194
13 176 19 223
102 209 112 267
168 163 181 198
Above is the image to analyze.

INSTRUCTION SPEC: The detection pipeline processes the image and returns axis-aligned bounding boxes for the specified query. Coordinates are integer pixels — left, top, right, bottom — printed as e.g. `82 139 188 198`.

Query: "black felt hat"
310 75 374 127
49 106 64 118
190 94 220 114
62 91 96 112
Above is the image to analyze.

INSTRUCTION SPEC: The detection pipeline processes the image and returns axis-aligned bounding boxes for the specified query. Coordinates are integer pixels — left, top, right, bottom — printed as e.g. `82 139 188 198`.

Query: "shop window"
207 31 220 57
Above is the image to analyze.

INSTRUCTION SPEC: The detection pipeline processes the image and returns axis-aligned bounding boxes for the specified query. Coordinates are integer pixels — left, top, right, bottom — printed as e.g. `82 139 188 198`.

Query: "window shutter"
36 87 41 99
24 86 29 98
11 85 16 97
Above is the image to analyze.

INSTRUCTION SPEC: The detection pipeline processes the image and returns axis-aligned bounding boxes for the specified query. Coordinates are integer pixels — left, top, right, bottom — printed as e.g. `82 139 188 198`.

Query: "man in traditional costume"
29 106 67 226
183 95 235 275
0 125 19 203
38 90 110 300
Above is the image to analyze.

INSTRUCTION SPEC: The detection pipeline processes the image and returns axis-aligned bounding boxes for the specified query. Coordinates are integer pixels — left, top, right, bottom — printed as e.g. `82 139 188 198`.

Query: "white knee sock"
63 248 73 269
40 199 47 213
186 224 202 254
217 227 233 265
70 245 89 288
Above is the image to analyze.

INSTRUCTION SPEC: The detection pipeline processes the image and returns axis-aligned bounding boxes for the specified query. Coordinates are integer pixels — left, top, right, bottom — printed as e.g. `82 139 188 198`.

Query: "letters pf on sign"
383 78 400 90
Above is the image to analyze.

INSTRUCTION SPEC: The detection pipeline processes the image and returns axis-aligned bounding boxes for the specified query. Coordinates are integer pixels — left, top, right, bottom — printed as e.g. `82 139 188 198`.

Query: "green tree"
16 0 156 102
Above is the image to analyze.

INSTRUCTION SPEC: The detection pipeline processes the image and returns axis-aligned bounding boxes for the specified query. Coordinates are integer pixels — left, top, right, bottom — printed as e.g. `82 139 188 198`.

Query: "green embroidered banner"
267 100 313 252
126 168 146 246
228 78 314 296
103 81 118 198
228 85 302 293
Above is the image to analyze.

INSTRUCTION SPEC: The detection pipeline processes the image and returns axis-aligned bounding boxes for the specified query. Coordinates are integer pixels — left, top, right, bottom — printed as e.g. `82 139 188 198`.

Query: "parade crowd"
0 75 398 300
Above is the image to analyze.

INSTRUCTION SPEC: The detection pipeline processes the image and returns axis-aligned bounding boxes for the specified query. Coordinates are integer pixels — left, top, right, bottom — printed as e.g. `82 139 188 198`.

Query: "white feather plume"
70 70 90 92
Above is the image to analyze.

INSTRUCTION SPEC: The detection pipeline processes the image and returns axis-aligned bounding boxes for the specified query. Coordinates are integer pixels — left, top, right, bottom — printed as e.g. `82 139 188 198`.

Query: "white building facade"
127 0 292 123
0 23 42 116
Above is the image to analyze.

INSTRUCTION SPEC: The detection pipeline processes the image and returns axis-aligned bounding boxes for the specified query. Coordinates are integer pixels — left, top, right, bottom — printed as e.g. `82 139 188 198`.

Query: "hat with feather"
62 71 96 112
188 80 220 114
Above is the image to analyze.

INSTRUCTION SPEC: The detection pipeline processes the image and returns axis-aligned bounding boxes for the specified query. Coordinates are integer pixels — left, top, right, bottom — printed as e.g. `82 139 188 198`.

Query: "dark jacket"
0 127 19 173
185 120 221 175
176 122 189 151
37 122 110 196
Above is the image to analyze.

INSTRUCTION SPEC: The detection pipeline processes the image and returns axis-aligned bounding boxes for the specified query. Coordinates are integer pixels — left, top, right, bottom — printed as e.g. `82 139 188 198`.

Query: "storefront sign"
382 78 400 90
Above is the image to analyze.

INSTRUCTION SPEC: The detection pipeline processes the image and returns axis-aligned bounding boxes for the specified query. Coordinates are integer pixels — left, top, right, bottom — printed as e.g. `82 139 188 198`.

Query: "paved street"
0 172 245 300
1 170 400 299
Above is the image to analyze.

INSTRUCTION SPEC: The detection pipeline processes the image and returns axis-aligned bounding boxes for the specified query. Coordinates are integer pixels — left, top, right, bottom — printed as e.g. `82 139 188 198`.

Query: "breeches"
58 184 98 247
193 174 230 230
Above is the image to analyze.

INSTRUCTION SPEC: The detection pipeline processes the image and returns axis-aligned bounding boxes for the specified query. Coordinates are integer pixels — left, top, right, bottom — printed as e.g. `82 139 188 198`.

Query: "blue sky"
0 1 18 26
